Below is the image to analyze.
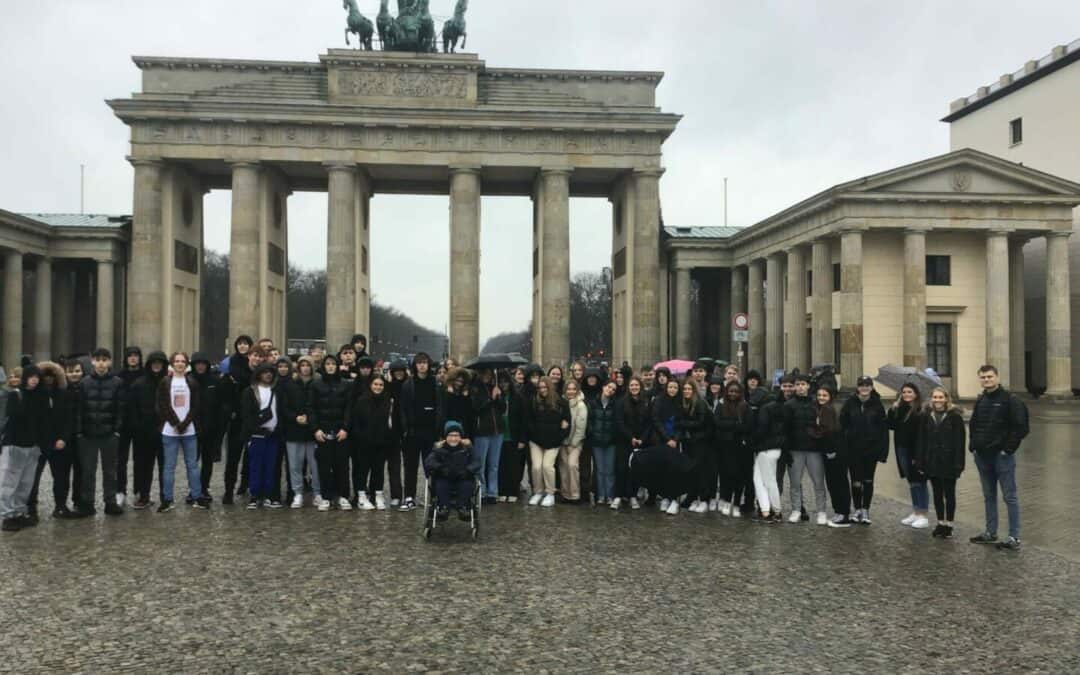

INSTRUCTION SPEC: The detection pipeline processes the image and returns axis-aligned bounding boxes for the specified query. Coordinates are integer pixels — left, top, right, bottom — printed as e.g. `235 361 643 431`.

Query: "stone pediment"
839 148 1080 198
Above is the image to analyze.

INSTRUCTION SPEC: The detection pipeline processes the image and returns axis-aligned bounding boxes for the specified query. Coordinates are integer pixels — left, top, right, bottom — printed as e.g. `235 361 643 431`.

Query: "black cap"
856 375 874 387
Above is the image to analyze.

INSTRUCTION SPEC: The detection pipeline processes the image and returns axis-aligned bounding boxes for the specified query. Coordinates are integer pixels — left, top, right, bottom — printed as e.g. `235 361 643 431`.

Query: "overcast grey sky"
2 1 1079 342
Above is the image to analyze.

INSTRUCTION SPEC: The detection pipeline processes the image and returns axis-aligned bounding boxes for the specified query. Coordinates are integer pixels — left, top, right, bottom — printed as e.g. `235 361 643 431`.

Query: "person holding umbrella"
888 383 929 529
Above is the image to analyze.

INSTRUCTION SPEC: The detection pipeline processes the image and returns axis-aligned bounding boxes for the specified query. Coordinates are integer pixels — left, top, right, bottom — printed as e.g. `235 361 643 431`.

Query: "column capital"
229 160 262 170
987 227 1015 237
127 156 163 168
539 166 573 177
836 224 869 235
1046 230 1072 240
903 225 932 235
632 167 665 179
448 164 482 175
323 161 356 173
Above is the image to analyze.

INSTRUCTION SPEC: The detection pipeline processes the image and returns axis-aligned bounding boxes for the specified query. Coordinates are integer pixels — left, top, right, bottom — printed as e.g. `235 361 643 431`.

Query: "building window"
783 273 788 302
832 263 841 292
926 255 951 286
1009 117 1023 146
806 270 813 296
833 328 841 371
614 202 622 236
612 247 626 279
361 245 369 276
927 323 952 377
174 240 199 274
267 242 285 276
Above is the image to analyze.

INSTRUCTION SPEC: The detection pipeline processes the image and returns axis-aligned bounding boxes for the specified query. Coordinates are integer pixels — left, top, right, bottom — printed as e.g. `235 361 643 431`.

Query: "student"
310 354 352 511
613 376 649 510
560 379 588 503
676 379 711 514
587 381 618 508
0 368 19 448
350 375 394 511
424 421 480 520
266 357 295 508
547 365 565 397
115 346 143 507
713 381 751 517
888 383 928 529
810 387 850 527
27 362 73 520
384 360 409 508
524 376 570 507
156 352 207 512
75 349 125 517
967 364 1028 551
240 362 282 509
190 353 224 503
63 360 85 513
337 344 358 382
751 376 785 523
128 351 169 509
690 361 709 398
220 335 254 505
569 361 586 385
498 366 531 502
653 367 672 400
438 367 474 441
1 366 48 531
578 368 603 504
916 387 966 539
838 376 889 525
351 333 369 359
650 379 681 513
471 367 505 505
282 356 320 509
723 364 740 386
785 374 827 525
400 352 438 510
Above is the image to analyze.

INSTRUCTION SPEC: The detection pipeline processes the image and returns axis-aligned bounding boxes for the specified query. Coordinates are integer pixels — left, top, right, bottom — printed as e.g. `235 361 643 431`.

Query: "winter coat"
118 353 143 435
2 386 49 448
471 380 505 438
755 393 788 453
425 441 481 480
783 395 818 453
38 362 71 452
887 402 923 478
155 374 201 435
564 396 588 447
916 408 967 480
281 377 316 443
438 388 475 440
0 385 12 441
192 369 225 446
128 351 170 438
807 403 840 455
401 372 439 440
651 394 681 445
76 371 125 437
309 372 352 436
615 393 652 448
586 396 618 447
386 374 407 441
221 355 253 427
675 399 711 445
524 396 571 449
968 386 1029 458
350 391 396 448
240 380 285 439
506 384 531 445
713 400 750 453
839 391 889 462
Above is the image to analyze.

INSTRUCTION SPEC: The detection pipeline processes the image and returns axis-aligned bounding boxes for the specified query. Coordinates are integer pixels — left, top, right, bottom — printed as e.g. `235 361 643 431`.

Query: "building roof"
942 37 1080 122
18 213 131 229
663 226 743 240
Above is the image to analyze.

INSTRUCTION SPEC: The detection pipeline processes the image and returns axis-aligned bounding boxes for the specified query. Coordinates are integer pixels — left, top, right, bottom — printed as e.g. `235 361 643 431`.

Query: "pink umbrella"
653 359 696 376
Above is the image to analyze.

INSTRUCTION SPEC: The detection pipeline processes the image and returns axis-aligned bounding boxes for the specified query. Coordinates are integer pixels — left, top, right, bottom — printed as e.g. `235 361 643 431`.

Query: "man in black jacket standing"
968 364 1029 551
115 346 143 507
76 349 125 516
400 352 438 510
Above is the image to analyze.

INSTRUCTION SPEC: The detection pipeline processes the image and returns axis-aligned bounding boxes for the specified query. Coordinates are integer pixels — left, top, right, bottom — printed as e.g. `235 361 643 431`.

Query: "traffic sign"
733 313 749 330
733 329 749 342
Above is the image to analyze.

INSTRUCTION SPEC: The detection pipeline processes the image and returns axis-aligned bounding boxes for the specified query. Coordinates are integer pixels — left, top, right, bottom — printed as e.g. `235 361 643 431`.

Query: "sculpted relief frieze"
132 121 663 157
336 70 468 100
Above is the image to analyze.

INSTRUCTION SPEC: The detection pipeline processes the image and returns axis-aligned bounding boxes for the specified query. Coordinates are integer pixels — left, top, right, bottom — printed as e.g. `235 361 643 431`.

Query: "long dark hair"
898 382 922 421
721 381 744 417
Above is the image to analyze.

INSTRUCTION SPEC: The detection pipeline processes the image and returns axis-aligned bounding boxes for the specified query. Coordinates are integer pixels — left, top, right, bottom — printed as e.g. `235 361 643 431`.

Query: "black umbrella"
464 353 529 371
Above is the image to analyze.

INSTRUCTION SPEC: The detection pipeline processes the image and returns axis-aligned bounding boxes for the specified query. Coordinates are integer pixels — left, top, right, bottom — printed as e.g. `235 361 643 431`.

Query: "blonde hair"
926 386 957 413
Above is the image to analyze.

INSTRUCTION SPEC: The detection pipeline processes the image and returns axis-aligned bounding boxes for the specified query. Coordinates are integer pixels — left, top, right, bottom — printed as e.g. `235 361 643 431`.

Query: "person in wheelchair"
424 421 481 521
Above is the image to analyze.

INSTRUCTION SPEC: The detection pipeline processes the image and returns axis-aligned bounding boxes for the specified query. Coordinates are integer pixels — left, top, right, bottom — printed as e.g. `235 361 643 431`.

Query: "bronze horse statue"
377 0 395 49
417 0 438 53
442 0 467 53
343 0 374 50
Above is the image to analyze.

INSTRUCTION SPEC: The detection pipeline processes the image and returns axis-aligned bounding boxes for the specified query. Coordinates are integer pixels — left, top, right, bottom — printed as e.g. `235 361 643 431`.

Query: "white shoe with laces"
528 493 543 506
316 497 330 512
290 495 303 509
338 497 353 511
630 498 641 510
116 493 126 507
541 493 555 507
731 506 742 518
660 498 671 511
720 502 732 517
375 492 387 511
689 499 701 512
390 498 400 508
666 500 680 516
816 511 828 526
911 515 929 529
708 499 718 512
357 494 375 511
787 510 802 523
901 513 917 526
610 497 621 510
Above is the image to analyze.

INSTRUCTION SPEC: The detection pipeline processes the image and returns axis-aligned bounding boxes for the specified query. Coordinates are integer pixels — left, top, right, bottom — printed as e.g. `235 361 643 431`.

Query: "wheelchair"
421 475 482 541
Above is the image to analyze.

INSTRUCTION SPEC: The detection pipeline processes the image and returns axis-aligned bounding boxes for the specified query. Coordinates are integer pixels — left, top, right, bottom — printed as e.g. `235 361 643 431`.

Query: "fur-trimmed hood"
36 361 67 390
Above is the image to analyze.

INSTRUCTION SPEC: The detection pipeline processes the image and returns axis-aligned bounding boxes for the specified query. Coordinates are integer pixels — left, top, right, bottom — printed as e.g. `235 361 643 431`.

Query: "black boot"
2 518 23 532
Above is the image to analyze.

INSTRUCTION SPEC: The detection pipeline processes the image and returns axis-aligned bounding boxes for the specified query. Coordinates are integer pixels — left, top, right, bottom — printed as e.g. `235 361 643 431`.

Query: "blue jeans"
974 451 1020 540
473 435 502 497
895 445 929 511
161 435 201 502
593 445 616 500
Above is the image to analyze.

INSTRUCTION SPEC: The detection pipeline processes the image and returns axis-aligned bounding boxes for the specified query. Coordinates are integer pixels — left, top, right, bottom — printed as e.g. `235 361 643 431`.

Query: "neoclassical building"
663 149 1080 399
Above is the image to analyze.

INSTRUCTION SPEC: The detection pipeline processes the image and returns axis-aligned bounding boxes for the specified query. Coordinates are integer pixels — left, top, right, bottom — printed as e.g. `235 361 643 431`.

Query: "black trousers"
630 446 693 500
824 454 851 517
352 442 389 500
198 432 223 498
614 443 635 499
132 432 163 501
386 437 405 501
405 434 434 499
224 418 247 496
931 477 957 521
28 450 75 512
270 439 290 502
315 439 350 501
498 441 526 498
115 431 133 495
849 454 879 510
579 440 594 500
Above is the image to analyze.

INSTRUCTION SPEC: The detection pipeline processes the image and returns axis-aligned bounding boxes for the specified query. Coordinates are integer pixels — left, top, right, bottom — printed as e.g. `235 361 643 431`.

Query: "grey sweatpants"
788 450 826 514
79 435 119 508
1 445 41 518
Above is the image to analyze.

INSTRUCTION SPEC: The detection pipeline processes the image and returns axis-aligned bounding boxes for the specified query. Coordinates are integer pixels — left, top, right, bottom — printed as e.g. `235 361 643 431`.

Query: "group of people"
0 333 1030 551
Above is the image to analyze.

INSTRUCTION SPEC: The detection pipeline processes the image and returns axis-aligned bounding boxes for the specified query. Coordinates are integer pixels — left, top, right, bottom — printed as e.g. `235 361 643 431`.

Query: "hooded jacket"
128 351 170 438
222 349 254 427
386 361 409 440
916 407 967 479
309 363 352 436
37 361 71 451
240 363 283 439
615 391 651 448
437 367 475 439
471 375 505 438
350 333 369 358
190 353 225 446
281 357 317 444
350 386 396 447
839 389 889 461
400 353 439 440
76 366 125 438
2 367 50 448
425 436 481 480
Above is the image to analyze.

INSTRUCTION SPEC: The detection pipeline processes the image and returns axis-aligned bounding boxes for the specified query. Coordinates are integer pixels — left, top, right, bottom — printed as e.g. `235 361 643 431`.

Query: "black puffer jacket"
400 365 439 440
888 402 923 478
128 351 169 438
438 388 475 440
587 396 619 447
309 370 352 436
675 399 711 445
77 371 125 437
755 392 788 453
916 408 967 479
784 395 818 452
968 386 1028 458
281 376 316 443
471 380 505 438
713 400 750 453
839 390 889 461
524 396 571 449
651 394 681 444
2 381 49 448
505 384 529 446
350 391 396 447
191 354 225 446
615 393 652 447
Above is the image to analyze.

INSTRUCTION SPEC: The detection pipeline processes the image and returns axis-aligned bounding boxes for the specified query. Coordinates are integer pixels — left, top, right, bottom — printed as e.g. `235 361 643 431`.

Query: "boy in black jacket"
191 353 225 502
424 421 480 520
1 366 48 531
75 349 126 517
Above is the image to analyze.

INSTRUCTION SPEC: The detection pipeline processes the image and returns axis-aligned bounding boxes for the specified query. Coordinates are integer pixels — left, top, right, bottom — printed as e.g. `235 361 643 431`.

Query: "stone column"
449 166 481 363
765 253 784 375
96 259 115 355
674 265 693 359
632 169 663 365
747 259 765 375
839 229 864 384
128 158 163 349
785 247 807 372
325 163 357 351
228 161 262 343
3 250 23 370
811 240 832 367
730 265 747 363
985 230 1011 386
539 168 571 367
1008 238 1027 391
1045 231 1072 397
52 264 73 357
903 228 927 368
34 257 52 361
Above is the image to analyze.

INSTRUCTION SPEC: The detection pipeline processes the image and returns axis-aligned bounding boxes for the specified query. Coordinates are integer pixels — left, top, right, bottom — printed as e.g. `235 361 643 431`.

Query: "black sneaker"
800 508 809 522
2 517 22 532
970 532 997 544
267 500 284 509
222 492 234 505
996 537 1021 551
25 511 39 526
104 503 123 516
157 501 175 513
53 505 74 519
482 496 497 505
932 524 946 538
193 498 210 510
943 525 954 539
19 514 38 528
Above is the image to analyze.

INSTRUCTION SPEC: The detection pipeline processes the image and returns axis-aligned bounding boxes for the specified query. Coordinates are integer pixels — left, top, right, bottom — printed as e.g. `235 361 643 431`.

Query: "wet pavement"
2 407 1078 673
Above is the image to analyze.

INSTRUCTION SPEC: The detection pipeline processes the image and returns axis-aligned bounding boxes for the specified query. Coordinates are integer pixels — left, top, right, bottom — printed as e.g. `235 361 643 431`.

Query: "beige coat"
564 395 588 447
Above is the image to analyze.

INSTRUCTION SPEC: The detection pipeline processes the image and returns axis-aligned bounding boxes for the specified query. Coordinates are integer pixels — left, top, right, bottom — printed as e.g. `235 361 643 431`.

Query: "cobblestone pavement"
3 420 1079 673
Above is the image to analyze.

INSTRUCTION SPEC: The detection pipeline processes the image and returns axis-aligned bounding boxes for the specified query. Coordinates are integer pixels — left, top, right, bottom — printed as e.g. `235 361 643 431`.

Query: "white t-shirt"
162 376 196 437
257 384 278 433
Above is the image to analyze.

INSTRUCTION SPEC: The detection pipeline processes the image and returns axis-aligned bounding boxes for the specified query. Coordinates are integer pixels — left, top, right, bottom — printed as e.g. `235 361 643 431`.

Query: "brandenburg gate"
108 49 681 364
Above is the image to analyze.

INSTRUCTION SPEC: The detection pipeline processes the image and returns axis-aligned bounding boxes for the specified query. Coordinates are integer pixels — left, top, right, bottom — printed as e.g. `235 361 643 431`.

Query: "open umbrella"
464 353 529 371
653 359 696 376
874 364 944 398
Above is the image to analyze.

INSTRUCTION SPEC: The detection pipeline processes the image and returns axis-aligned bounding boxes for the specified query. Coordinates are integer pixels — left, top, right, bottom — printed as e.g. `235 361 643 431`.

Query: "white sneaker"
637 487 648 501
901 513 917 526
390 498 400 508
610 497 621 510
816 511 828 526
338 497 353 511
731 506 741 518
507 496 518 503
851 509 864 523
399 498 414 512
660 498 671 511
528 493 543 506
827 514 852 528
316 497 330 512
498 496 508 503
720 502 732 517
630 498 641 510
290 495 303 509
541 493 555 507
787 510 802 523
911 515 930 529
666 500 680 515
375 492 387 511
357 494 375 511
689 500 701 512
696 502 710 514
708 499 718 512
115 493 126 507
